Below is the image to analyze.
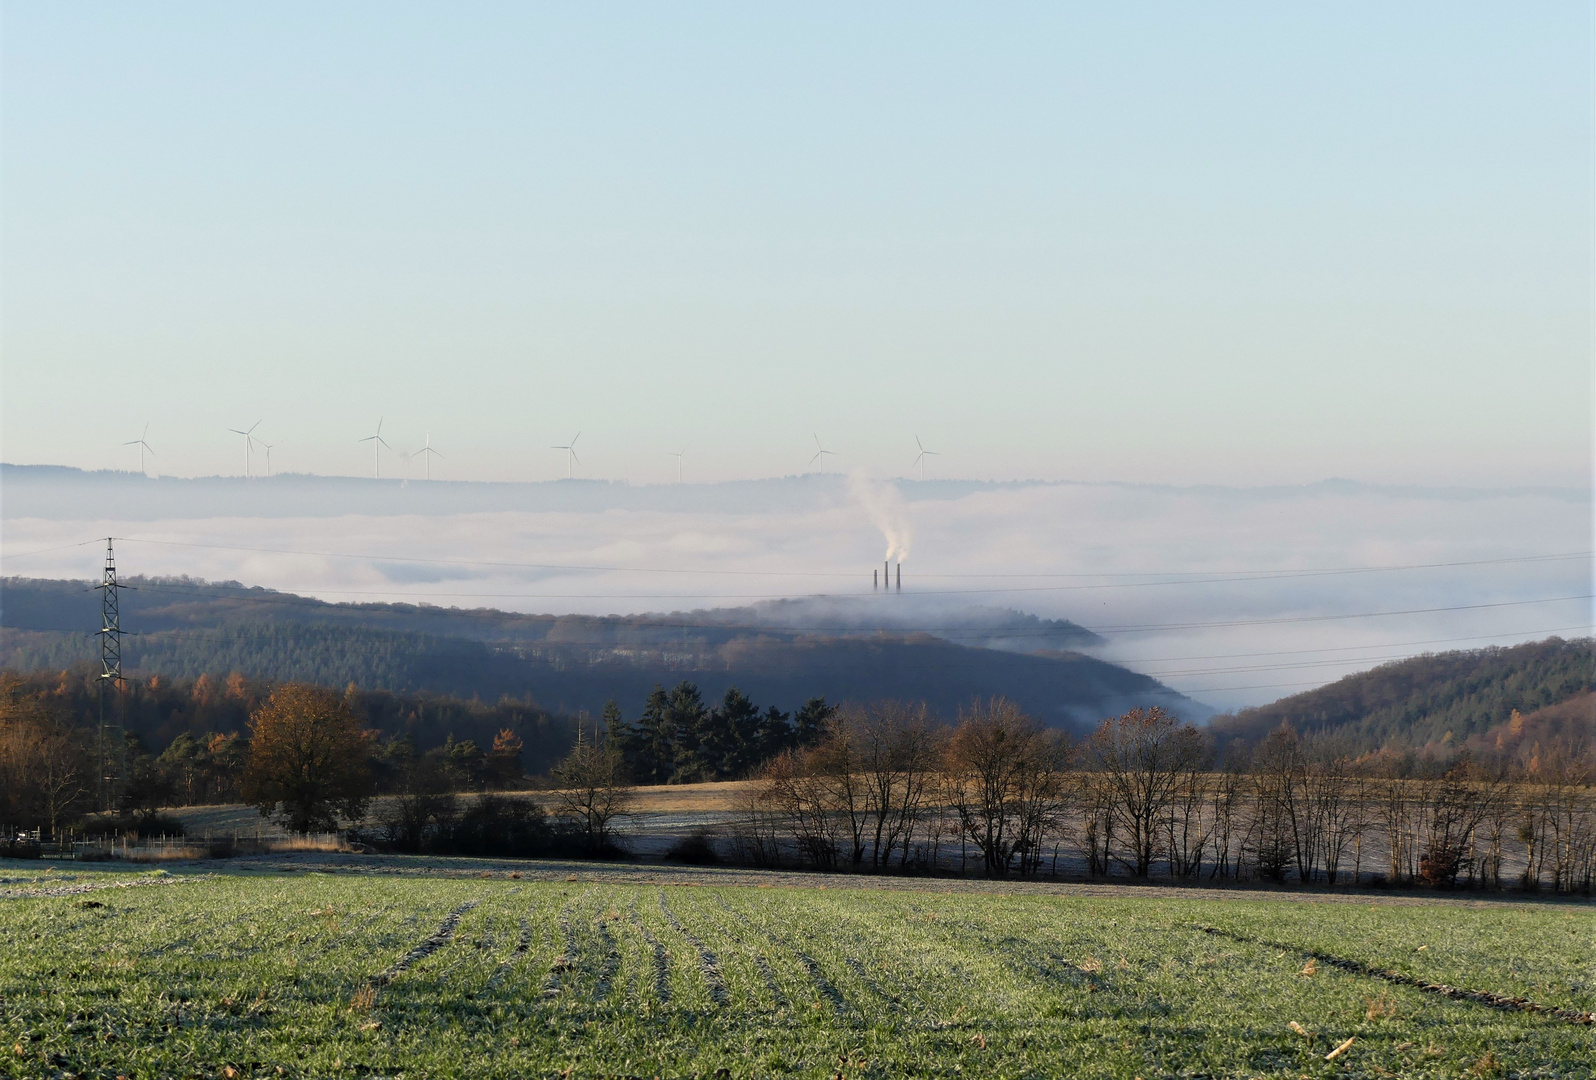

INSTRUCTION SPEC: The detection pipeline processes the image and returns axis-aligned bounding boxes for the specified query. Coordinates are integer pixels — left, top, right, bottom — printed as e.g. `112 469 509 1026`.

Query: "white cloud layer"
2 475 1589 711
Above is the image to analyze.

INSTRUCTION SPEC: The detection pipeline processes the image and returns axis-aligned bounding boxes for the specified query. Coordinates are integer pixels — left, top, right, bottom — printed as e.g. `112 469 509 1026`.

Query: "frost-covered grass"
1 866 1590 1078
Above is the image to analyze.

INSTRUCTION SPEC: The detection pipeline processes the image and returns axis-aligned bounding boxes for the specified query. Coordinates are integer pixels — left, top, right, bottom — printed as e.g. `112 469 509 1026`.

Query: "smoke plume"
849 470 913 561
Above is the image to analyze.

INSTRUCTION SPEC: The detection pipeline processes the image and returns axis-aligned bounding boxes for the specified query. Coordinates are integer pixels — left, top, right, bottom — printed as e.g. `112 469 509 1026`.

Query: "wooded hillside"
0 576 1197 729
1210 637 1593 754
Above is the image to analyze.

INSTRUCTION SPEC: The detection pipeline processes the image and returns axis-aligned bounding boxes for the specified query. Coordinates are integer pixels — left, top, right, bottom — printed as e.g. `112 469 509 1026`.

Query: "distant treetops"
604 682 836 786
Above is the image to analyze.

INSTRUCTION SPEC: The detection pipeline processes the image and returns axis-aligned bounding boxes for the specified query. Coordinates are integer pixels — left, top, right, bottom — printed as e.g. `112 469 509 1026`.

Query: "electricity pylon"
95 538 127 813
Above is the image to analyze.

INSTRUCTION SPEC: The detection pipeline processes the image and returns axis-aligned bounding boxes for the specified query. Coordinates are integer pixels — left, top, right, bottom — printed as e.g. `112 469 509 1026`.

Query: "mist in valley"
3 465 1587 712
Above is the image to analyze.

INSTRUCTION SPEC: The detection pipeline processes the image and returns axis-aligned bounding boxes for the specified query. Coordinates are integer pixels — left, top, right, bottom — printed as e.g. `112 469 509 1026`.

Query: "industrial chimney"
896 561 901 592
873 569 878 591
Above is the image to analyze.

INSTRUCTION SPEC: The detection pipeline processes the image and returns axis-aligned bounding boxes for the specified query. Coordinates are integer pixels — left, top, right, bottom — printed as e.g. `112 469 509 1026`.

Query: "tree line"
727 700 1596 892
0 670 561 837
0 670 828 838
4 667 1591 892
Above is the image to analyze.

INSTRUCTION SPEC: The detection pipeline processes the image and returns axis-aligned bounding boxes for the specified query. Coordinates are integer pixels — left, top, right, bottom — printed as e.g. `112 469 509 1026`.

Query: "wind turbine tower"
259 441 276 477
552 433 581 479
123 424 156 475
912 435 940 480
229 421 262 477
359 418 391 479
666 448 685 483
808 434 836 470
414 433 443 480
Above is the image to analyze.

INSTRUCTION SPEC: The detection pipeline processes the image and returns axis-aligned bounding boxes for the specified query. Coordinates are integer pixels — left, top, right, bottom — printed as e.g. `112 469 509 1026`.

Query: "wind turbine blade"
378 436 391 449
248 421 261 434
571 432 581 447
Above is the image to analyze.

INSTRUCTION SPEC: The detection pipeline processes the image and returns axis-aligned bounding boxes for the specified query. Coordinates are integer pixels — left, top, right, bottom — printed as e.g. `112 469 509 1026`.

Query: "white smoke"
848 470 913 562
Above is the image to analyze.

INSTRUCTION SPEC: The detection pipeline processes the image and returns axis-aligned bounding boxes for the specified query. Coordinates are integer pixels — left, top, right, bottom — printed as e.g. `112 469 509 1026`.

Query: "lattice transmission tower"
95 538 127 813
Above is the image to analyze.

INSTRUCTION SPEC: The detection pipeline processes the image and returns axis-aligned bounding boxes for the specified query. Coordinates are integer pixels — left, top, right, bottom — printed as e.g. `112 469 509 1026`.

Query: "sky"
2 4 1590 486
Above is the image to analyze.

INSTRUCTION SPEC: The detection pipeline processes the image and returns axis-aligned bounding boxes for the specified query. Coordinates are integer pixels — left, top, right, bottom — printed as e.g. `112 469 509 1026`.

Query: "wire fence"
2 826 346 861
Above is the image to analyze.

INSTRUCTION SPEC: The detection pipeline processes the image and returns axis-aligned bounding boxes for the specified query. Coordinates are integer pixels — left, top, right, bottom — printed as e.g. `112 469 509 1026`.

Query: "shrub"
665 830 721 865
79 813 186 839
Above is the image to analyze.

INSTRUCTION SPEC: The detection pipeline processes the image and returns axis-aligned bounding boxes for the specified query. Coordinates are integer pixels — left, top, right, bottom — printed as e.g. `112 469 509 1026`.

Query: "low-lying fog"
2 468 1589 711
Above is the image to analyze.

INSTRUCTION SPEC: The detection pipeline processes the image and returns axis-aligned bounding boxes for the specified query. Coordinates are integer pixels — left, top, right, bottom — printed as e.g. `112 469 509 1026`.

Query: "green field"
2 862 1591 1079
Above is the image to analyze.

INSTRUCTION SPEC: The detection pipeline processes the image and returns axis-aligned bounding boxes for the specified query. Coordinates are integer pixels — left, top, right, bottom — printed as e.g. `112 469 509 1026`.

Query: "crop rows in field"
1 869 1592 1078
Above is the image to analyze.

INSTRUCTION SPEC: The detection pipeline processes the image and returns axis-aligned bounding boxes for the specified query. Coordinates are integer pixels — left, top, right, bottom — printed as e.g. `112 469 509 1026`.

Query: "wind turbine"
259 441 276 477
808 433 836 470
413 433 443 481
552 432 581 479
123 424 156 475
912 435 940 480
665 447 685 483
358 417 391 479
229 421 262 477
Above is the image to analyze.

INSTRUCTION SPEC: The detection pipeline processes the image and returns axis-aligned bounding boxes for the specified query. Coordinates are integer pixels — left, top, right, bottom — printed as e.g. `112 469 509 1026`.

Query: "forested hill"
0 576 1200 730
1209 637 1594 754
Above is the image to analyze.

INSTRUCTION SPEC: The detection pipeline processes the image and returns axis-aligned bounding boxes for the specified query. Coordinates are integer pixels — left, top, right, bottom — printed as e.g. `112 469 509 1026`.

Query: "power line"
1108 626 1596 664
1090 595 1591 634
1146 652 1495 679
1166 679 1332 695
0 539 105 561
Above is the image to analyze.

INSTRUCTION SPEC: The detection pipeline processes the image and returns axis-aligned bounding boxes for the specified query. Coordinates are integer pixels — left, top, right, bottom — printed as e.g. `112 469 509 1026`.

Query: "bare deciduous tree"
944 698 1069 877
1085 706 1205 878
859 701 943 869
552 726 634 853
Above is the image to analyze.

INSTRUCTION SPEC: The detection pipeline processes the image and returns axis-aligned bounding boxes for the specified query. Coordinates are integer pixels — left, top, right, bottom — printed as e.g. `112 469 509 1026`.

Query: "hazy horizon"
2 5 1590 488
4 467 1588 713
2 7 1590 713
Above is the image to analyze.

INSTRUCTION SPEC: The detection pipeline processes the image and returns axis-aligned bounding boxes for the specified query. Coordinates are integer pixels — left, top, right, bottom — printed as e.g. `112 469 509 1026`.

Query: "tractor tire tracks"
1195 924 1595 1026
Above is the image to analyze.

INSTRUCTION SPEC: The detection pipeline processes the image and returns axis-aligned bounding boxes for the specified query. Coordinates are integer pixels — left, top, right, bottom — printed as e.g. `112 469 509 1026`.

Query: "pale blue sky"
2 4 1589 485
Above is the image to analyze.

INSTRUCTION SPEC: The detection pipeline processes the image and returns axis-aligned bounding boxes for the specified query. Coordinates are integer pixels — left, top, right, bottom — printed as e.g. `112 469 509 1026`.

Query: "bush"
665 830 721 865
445 794 552 857
358 793 616 859
1 837 41 859
79 814 186 840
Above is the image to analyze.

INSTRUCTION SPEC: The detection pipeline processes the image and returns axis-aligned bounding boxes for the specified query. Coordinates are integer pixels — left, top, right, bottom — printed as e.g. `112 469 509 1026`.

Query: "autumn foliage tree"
241 684 376 831
484 728 525 788
0 676 92 836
